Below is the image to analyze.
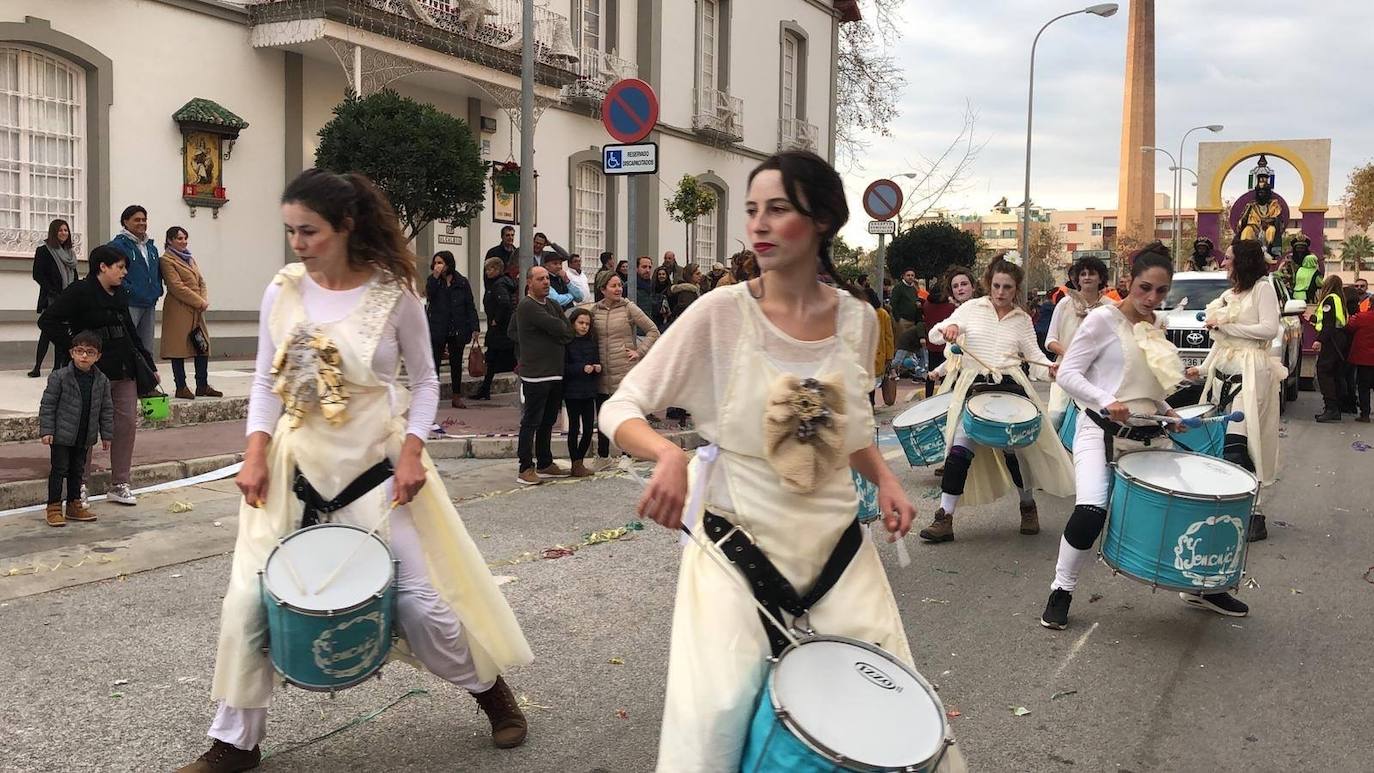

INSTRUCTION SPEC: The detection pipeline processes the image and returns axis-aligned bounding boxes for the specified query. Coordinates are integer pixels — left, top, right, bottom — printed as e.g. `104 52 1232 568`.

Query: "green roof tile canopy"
172 98 249 132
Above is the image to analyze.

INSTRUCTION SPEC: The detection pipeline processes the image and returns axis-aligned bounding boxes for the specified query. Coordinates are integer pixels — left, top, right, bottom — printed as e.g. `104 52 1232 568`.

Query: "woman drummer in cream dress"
1044 255 1111 427
916 260 1075 543
1039 244 1250 629
1185 239 1285 543
601 151 966 772
178 170 532 773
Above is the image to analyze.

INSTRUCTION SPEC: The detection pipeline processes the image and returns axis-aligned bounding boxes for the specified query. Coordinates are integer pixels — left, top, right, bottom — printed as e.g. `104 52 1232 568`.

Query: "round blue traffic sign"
864 179 903 221
602 79 660 144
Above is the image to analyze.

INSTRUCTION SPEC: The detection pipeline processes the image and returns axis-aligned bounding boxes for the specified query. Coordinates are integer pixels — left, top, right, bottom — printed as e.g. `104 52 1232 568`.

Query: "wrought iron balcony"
561 47 638 104
692 88 743 143
248 0 581 87
777 117 818 152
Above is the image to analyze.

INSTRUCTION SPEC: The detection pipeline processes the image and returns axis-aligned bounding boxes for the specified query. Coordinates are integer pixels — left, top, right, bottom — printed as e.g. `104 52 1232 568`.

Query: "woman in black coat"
29 219 80 377
475 256 518 400
426 251 480 408
38 245 159 506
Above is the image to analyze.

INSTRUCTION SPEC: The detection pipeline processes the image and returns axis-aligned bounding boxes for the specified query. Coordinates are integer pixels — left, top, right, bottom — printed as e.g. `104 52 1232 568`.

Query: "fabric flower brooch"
763 375 847 494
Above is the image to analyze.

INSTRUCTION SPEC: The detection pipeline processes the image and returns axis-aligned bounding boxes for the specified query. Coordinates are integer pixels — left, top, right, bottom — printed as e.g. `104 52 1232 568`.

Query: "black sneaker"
1179 592 1249 617
1040 588 1072 629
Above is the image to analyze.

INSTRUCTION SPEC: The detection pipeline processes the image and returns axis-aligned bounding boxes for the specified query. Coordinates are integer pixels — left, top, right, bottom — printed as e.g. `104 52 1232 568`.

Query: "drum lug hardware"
790 612 815 638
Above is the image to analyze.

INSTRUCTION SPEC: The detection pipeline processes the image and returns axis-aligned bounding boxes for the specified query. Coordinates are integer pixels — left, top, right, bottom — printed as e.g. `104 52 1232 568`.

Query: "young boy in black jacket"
563 308 602 478
38 330 114 527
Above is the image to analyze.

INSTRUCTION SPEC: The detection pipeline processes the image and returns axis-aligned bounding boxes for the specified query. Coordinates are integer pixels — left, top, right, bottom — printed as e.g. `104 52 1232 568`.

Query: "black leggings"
595 393 612 457
1357 364 1374 417
33 328 69 373
565 397 596 461
432 334 463 393
925 349 946 398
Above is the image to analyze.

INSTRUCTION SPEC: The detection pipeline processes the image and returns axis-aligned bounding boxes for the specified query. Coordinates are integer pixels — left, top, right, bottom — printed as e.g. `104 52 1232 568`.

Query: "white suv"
1159 272 1304 407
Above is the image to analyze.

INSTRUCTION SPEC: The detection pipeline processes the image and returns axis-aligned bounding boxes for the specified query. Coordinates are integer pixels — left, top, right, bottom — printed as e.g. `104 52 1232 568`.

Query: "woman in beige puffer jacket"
592 274 659 457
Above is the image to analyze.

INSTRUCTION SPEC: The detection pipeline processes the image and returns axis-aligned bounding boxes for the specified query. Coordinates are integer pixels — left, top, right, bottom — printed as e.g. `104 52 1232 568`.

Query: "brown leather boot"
570 460 594 478
918 508 954 542
196 385 223 398
65 500 97 522
175 386 195 400
472 676 528 748
451 395 468 409
1020 501 1041 535
44 503 65 528
175 740 261 773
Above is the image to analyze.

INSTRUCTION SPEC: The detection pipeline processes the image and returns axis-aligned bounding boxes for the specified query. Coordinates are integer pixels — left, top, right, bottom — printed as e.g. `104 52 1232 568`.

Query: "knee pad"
941 445 975 495
1063 504 1108 550
1223 433 1255 473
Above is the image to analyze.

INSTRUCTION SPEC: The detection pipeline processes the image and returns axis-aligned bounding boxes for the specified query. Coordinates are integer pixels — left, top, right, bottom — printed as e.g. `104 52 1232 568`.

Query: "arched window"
572 162 606 258
694 183 723 269
0 45 86 256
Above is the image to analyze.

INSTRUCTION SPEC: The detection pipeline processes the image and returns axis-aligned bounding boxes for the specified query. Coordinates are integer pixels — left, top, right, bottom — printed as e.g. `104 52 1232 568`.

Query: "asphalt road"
1 390 1371 772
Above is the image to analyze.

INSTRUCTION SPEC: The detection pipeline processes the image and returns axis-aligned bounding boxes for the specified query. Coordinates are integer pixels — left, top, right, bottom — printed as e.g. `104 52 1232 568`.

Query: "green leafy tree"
315 89 486 240
664 175 717 267
1344 161 1374 234
885 221 978 282
1342 234 1374 272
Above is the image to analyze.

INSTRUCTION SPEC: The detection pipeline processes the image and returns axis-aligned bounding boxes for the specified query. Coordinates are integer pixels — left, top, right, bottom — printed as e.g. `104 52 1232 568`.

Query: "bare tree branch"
890 103 987 229
835 0 907 170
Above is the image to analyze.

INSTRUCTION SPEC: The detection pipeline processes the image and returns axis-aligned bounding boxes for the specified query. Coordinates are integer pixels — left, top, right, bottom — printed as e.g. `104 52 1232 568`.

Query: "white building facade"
0 0 852 364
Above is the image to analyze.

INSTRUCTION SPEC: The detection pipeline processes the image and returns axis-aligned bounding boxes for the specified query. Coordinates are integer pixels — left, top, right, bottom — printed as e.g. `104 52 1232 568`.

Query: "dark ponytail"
747 150 863 300
282 168 419 291
1127 240 1174 279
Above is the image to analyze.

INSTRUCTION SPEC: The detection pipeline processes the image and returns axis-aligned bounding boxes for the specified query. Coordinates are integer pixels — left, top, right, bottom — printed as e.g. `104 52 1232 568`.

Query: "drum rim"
1112 449 1258 502
267 637 396 692
766 634 949 771
1097 551 1243 594
965 391 1038 421
261 524 397 616
892 393 955 428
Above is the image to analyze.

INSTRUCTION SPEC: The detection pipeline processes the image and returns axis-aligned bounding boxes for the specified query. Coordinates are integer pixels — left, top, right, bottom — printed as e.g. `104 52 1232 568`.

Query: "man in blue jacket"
108 205 162 354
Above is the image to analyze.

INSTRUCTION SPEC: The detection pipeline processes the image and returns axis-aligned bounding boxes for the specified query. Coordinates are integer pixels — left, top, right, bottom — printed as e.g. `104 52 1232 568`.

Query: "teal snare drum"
1168 404 1222 457
741 636 950 773
961 392 1041 450
1058 401 1081 450
852 470 881 524
1102 450 1256 593
891 393 955 467
260 524 398 692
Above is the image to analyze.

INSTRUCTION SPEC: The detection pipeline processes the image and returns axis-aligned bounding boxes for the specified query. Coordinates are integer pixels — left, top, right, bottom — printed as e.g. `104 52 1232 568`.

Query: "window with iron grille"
573 163 605 259
698 0 718 93
573 0 601 51
0 46 85 257
694 185 721 269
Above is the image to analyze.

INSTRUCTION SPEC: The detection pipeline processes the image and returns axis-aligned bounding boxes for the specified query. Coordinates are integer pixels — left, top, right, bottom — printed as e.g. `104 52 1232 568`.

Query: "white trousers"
209 483 493 751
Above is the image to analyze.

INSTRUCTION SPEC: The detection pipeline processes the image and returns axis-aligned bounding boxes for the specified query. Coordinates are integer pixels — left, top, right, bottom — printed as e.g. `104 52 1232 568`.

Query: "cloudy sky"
838 0 1371 247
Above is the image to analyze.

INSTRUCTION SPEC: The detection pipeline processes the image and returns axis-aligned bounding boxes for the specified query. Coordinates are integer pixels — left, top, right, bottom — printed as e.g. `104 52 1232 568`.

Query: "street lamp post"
1175 124 1223 261
1169 164 1200 262
1141 146 1178 264
1020 3 1118 299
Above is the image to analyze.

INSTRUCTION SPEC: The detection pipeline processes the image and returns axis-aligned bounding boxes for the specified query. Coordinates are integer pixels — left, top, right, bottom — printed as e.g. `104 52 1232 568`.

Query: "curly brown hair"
282 168 419 291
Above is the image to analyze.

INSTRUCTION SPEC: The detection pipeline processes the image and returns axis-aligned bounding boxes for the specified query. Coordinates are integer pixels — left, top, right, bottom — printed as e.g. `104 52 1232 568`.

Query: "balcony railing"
561 47 638 104
777 117 818 152
692 88 743 142
249 0 580 82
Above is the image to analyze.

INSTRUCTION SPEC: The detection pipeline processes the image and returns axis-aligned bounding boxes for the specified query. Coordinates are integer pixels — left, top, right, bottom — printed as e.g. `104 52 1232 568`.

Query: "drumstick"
312 502 398 596
947 340 998 374
277 547 309 597
1009 353 1056 369
1133 410 1244 428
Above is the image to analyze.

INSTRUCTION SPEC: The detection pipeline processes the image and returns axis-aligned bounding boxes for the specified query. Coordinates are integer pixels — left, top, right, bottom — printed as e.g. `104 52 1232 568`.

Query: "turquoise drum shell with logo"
741 636 949 773
961 392 1041 450
1102 450 1256 593
260 524 398 693
852 470 881 525
892 393 955 467
1058 401 1081 450
1168 404 1222 457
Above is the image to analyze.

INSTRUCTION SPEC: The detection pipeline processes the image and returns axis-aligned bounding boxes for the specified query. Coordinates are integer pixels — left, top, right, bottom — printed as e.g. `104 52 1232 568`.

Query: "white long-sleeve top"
245 273 439 441
1046 293 1107 351
1199 280 1281 375
1056 305 1170 416
928 296 1049 380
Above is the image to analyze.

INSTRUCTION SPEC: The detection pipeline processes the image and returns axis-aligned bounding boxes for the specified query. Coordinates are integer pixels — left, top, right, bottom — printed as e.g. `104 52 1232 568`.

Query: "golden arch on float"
1195 139 1331 214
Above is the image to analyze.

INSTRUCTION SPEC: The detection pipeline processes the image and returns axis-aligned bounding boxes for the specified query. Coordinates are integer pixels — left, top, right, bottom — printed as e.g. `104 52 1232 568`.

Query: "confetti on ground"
1051 690 1077 701
170 574 183 579
932 567 960 575
614 709 629 719
1010 706 1032 717
1290 588 1303 595
177 676 199 684
1364 566 1374 584
212 521 223 527
946 709 962 719
492 575 518 586
168 501 195 513
1089 593 1104 603
1353 441 1372 452
1243 576 1261 589
516 694 553 711
112 679 129 686
110 693 123 699
921 597 950 605
608 657 625 665
541 546 576 560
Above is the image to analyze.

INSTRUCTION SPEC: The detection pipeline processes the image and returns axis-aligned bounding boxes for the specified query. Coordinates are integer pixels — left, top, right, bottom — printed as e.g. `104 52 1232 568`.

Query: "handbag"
188 314 210 356
467 343 487 378
880 376 897 406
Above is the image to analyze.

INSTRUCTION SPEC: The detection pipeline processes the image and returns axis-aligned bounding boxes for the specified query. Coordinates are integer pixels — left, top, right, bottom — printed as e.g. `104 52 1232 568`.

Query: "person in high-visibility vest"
1313 274 1348 422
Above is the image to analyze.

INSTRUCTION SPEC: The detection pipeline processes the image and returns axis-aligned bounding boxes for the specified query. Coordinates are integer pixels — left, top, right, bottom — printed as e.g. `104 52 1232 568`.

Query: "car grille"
1167 328 1213 349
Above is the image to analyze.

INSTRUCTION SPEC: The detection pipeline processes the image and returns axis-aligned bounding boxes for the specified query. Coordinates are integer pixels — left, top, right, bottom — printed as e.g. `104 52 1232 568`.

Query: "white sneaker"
107 483 137 506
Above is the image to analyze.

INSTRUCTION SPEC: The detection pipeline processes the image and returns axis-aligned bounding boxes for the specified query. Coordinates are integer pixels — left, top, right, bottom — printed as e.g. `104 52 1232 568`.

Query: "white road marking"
1052 621 1100 681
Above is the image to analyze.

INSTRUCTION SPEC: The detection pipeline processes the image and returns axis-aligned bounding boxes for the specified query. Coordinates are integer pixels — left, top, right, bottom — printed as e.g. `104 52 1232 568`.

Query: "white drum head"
1176 404 1215 421
894 393 955 428
264 524 393 611
1117 450 1256 497
966 392 1038 424
773 637 944 768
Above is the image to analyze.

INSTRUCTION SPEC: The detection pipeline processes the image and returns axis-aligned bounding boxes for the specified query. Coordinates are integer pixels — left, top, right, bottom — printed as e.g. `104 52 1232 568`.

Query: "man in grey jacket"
510 266 574 485
38 330 114 526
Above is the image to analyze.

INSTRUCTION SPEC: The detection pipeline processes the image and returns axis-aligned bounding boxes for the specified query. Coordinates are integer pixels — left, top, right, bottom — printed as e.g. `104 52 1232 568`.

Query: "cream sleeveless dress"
210 264 532 708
